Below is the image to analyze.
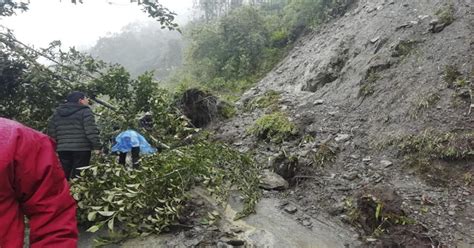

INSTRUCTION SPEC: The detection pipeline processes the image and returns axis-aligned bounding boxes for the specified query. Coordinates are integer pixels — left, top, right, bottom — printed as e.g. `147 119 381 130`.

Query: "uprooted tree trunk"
177 88 219 128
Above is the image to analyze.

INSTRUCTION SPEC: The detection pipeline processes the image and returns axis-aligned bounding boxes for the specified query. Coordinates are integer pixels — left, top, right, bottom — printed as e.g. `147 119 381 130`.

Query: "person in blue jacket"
111 130 156 168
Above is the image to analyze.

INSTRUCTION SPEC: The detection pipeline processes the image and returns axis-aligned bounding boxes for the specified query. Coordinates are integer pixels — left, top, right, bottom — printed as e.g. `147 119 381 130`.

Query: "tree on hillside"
89 22 183 79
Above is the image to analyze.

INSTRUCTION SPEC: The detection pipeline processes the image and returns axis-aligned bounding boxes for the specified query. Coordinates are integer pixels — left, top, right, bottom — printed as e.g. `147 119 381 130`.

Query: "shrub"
248 112 298 143
72 142 261 242
245 90 281 111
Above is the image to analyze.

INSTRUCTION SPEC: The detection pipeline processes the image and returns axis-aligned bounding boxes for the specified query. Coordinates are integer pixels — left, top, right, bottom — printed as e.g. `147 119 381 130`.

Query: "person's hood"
56 103 89 117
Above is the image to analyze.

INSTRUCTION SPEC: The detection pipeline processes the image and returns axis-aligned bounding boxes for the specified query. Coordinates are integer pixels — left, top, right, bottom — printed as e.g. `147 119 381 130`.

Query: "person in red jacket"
0 118 78 247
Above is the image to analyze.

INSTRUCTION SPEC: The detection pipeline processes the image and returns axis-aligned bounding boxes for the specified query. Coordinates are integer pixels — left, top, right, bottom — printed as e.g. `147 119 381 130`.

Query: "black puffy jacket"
48 103 101 151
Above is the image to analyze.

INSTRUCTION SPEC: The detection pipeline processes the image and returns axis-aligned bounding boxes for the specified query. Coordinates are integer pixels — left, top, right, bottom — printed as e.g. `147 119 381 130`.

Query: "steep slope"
215 0 473 246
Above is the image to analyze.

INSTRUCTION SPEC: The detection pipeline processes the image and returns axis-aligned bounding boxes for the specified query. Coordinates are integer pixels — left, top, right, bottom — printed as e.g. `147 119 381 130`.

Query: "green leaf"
86 225 100 233
375 203 383 220
108 217 115 231
87 211 97 221
98 211 115 217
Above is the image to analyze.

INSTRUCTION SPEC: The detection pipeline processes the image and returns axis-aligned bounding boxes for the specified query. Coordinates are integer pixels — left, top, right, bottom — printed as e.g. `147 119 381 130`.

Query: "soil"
212 0 473 246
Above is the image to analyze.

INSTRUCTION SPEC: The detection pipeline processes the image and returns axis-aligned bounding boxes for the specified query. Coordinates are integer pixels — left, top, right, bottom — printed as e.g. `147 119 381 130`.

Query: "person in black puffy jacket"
48 91 101 180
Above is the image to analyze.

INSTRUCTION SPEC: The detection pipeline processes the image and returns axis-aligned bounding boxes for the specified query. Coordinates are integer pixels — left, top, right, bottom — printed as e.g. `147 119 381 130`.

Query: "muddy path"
78 189 359 247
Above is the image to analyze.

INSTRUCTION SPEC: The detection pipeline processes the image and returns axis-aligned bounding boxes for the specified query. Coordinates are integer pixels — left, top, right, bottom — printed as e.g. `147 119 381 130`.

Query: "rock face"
260 170 289 190
216 0 472 246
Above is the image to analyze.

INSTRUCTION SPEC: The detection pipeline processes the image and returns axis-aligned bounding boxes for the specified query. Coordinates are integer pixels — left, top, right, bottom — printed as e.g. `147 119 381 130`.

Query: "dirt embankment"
214 0 473 246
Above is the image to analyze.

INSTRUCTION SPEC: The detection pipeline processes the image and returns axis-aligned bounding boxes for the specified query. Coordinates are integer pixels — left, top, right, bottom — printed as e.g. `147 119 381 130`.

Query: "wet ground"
79 190 359 248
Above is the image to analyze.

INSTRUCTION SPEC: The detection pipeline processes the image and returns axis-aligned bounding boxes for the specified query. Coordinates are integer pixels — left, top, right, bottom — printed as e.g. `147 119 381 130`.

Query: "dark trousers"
118 147 140 168
58 151 91 180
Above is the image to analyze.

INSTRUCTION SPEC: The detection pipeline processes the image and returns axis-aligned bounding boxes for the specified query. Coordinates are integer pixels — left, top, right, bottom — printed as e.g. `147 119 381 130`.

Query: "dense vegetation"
170 0 355 98
0 0 356 243
88 0 355 98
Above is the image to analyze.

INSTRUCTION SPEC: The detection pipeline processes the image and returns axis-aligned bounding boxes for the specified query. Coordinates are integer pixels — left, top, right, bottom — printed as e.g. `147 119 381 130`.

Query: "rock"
335 134 351 142
370 36 380 43
343 171 359 181
284 205 298 214
328 111 338 116
184 238 202 247
448 211 455 216
217 242 232 248
329 202 345 216
362 156 371 162
418 15 430 20
395 23 411 31
350 154 360 159
429 19 447 33
429 19 440 25
260 170 289 190
302 220 312 227
380 160 393 168
230 226 244 234
314 99 325 105
226 239 245 246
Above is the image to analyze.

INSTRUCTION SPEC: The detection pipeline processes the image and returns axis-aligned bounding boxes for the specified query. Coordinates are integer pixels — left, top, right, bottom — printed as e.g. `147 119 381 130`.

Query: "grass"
391 40 419 58
443 65 462 87
383 130 474 185
435 4 455 25
247 111 298 143
410 92 441 119
245 90 281 111
359 71 379 97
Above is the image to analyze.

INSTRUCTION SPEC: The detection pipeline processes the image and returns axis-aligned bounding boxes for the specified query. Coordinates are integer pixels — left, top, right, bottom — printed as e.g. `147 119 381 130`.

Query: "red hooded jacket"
0 118 78 247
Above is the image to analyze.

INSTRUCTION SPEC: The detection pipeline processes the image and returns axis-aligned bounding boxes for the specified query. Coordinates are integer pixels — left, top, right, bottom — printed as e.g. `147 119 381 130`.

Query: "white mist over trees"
88 22 184 79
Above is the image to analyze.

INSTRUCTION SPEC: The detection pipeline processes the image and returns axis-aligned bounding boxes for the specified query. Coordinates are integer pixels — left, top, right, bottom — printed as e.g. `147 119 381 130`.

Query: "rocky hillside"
214 0 473 247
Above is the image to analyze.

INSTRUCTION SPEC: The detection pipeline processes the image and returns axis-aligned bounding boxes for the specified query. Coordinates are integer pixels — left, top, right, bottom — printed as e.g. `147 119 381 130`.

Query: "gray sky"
2 0 193 49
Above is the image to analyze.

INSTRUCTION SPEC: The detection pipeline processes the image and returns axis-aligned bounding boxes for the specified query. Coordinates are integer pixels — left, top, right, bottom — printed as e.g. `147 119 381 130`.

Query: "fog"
1 0 193 49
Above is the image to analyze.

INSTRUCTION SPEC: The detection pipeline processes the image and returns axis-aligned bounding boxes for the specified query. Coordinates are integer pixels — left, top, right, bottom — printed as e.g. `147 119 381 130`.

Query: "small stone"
362 156 371 162
429 19 440 25
366 238 377 242
402 3 409 7
314 99 324 105
329 202 345 216
276 70 283 74
230 226 244 234
343 171 359 181
284 205 298 214
370 36 380 43
335 134 351 142
409 20 419 25
448 211 455 216
418 15 430 20
226 239 245 246
463 191 470 196
328 111 338 116
350 154 360 159
380 160 393 168
302 220 312 227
